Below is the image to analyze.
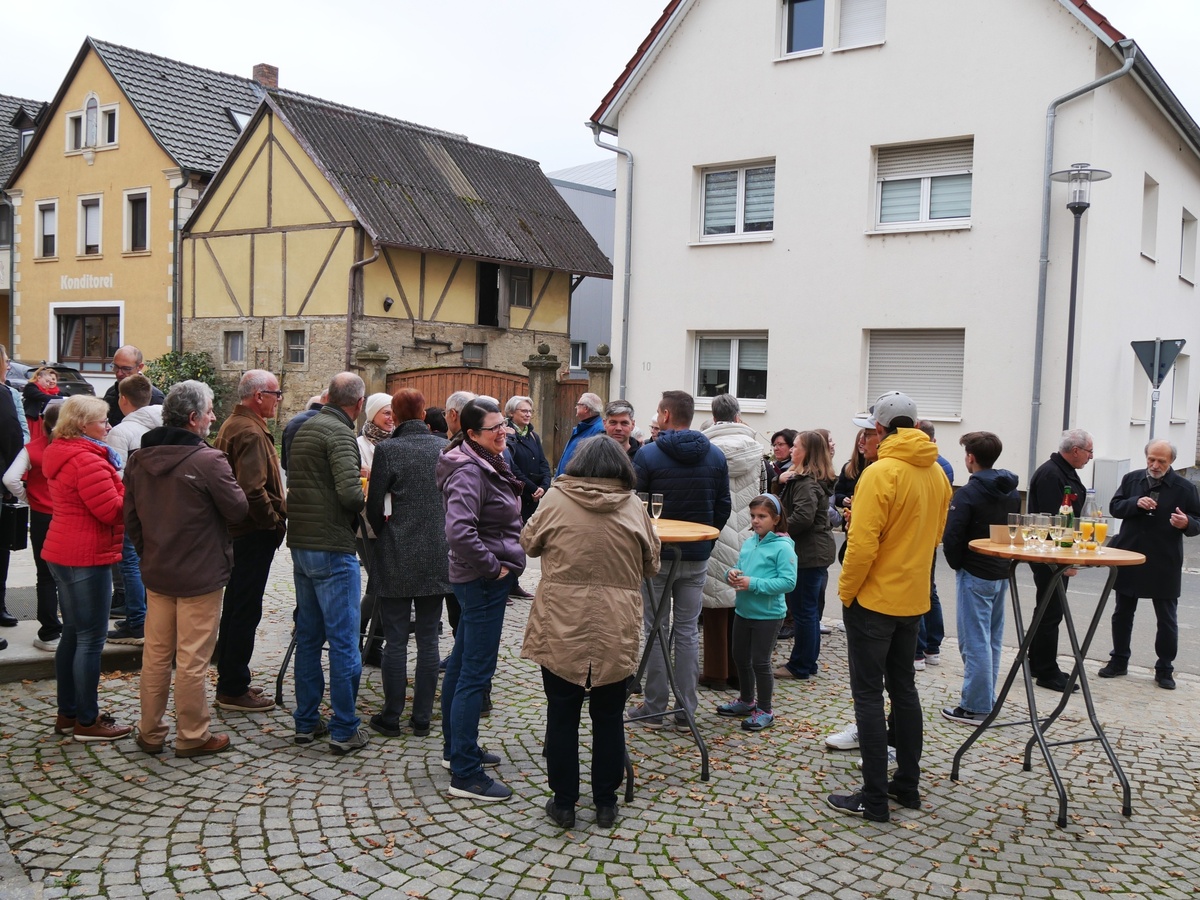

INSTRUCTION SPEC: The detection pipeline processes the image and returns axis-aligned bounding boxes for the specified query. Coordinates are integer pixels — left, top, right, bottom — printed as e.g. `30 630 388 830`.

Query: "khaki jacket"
520 476 660 687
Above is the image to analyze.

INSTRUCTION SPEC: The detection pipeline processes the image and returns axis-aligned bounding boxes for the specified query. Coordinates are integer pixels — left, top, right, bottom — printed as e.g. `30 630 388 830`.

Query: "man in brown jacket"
212 370 287 711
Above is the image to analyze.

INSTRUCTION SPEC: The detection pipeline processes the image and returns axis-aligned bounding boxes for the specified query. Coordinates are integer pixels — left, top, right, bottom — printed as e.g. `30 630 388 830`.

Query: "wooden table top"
653 518 720 543
968 538 1145 567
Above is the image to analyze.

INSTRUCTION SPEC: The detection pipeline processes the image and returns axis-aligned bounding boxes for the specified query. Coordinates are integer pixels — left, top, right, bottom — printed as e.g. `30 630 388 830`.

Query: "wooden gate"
551 379 589 467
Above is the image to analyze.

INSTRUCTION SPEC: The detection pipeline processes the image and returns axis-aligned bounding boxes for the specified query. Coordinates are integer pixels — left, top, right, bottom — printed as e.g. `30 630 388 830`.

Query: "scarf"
84 435 122 471
362 420 392 446
466 437 525 495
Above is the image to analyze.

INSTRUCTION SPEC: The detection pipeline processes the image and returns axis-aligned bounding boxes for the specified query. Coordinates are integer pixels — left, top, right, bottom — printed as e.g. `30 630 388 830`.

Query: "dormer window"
228 109 252 132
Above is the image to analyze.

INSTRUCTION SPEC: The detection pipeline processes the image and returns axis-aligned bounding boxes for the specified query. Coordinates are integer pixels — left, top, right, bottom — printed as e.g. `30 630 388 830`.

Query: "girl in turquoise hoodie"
717 494 798 730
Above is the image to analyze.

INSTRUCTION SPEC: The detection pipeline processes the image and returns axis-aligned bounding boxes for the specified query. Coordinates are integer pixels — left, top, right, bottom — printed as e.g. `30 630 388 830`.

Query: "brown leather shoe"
54 714 77 735
73 714 132 742
216 691 275 712
175 733 231 758
135 731 164 755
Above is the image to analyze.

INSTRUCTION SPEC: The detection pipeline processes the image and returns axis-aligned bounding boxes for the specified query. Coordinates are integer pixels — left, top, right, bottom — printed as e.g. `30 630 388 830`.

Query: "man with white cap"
826 391 951 823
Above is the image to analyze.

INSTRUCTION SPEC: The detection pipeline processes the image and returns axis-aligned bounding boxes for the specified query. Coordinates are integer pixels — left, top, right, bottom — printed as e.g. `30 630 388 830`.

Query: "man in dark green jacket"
286 372 367 755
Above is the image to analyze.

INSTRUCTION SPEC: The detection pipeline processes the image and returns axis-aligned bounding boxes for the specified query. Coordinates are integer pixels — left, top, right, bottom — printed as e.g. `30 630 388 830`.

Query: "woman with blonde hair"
774 430 837 680
42 395 129 741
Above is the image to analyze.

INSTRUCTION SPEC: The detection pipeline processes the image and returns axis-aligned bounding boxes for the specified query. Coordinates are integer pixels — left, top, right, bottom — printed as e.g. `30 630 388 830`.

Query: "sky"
1 0 1198 174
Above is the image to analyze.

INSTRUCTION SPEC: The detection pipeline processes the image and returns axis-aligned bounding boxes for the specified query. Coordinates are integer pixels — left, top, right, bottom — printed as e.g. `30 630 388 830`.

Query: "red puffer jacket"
42 437 125 567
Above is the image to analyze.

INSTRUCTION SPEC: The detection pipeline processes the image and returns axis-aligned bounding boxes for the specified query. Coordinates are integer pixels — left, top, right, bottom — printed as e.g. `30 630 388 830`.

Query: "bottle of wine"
1058 486 1075 547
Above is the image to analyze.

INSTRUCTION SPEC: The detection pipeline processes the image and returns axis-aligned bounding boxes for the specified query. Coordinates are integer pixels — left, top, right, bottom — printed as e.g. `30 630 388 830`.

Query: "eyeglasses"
516 407 534 414
111 363 137 375
478 422 508 434
259 390 284 398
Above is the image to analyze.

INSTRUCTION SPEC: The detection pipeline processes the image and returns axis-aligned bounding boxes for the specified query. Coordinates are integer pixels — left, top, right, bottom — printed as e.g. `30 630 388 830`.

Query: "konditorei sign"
61 274 115 290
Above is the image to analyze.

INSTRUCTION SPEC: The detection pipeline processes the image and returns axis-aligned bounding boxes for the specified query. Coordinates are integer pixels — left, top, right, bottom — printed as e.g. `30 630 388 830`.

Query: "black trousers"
541 668 625 809
215 530 278 697
30 510 61 637
1028 564 1069 679
1110 592 1178 676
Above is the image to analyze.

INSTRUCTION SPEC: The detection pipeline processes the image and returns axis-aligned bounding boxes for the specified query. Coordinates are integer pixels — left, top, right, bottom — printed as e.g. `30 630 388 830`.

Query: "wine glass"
1020 514 1036 549
637 492 649 514
1073 519 1085 553
650 493 664 519
1094 516 1109 554
1035 515 1051 552
1007 513 1020 548
1080 517 1095 550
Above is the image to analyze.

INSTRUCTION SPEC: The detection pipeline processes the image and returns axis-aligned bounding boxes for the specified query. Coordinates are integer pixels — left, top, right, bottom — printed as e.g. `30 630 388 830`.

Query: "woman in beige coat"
521 435 660 831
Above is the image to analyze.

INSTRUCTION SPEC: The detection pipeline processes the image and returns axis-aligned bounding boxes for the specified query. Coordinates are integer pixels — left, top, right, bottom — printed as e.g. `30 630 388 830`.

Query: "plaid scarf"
466 437 525 496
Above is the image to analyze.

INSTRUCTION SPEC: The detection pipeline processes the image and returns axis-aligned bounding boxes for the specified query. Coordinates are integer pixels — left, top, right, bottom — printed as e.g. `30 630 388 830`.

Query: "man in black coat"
1099 439 1200 690
1026 428 1091 692
1 345 29 639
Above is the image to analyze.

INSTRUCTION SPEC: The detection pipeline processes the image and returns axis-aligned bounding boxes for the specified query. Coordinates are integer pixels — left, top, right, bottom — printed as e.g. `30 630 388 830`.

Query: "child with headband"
718 494 798 730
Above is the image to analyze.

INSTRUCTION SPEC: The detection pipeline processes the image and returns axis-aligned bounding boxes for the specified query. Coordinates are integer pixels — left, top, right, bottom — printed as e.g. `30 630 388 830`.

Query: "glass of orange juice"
1079 518 1094 550
1094 516 1109 553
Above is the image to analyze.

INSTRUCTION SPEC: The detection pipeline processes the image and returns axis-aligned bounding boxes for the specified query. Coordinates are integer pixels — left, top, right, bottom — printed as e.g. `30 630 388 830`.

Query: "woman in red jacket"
42 395 130 742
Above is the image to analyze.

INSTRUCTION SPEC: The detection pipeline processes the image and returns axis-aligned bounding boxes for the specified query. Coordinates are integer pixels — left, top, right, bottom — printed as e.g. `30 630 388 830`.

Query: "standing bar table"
951 539 1144 827
627 518 719 783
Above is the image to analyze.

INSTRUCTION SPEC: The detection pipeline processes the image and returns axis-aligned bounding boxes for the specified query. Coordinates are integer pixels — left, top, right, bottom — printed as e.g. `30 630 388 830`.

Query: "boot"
0 605 18 628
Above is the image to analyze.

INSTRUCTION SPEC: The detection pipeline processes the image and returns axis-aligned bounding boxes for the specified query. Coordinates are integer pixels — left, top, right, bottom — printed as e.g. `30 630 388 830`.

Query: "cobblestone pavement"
2 553 1199 899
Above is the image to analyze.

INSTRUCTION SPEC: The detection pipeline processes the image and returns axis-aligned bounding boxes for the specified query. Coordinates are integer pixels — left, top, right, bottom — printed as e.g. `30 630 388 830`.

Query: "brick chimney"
252 64 279 89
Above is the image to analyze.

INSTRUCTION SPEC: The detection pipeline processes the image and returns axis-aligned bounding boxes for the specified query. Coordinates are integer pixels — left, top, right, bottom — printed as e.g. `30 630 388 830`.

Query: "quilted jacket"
42 437 125 567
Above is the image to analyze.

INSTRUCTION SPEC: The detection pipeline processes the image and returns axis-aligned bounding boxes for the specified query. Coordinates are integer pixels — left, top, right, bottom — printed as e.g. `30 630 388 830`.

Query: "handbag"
1 502 29 552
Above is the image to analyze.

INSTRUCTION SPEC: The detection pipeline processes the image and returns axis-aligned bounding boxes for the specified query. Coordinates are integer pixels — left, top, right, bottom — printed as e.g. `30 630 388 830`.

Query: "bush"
143 350 235 425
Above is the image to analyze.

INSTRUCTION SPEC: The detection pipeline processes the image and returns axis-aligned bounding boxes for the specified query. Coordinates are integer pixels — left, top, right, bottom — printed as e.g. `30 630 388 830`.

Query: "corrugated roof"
0 94 46 187
91 39 264 174
546 159 617 192
268 93 613 278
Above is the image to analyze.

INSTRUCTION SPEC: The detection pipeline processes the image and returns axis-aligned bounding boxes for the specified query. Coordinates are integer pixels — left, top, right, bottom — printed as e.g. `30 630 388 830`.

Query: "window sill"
774 48 823 63
832 40 885 53
34 256 59 263
690 234 774 247
1179 274 1195 287
1140 251 1157 263
1170 418 1188 425
76 254 104 261
919 416 962 423
695 397 767 415
864 223 972 236
122 250 152 258
1129 419 1148 426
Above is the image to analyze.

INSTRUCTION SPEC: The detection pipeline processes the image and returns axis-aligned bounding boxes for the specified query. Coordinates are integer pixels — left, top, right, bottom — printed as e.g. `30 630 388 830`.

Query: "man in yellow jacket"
827 392 951 823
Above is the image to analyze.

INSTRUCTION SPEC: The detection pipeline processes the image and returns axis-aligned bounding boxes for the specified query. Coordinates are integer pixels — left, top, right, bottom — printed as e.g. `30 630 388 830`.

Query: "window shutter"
877 140 973 180
929 173 972 219
867 329 965 418
738 338 769 371
698 338 732 369
703 171 738 235
743 166 776 231
839 0 886 47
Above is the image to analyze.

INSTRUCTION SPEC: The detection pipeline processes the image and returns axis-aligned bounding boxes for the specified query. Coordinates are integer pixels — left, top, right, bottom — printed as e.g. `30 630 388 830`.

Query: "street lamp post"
1050 162 1111 431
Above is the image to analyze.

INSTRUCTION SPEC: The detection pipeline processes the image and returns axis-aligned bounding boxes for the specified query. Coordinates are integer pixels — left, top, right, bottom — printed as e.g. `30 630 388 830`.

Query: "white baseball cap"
852 391 919 428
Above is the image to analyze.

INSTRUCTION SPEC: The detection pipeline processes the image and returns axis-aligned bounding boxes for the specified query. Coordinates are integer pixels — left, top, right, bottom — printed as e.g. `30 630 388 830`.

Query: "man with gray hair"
604 399 640 461
556 391 605 475
104 345 165 427
700 394 764 689
445 391 477 438
1100 439 1200 690
287 372 368 754
212 370 287 712
1026 428 1093 692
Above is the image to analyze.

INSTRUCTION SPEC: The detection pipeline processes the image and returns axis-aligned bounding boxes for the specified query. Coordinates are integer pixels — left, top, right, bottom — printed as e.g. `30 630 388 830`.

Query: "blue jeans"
955 570 1008 715
641 559 707 720
292 549 363 741
49 563 112 725
784 566 828 676
120 533 146 629
915 556 943 658
442 572 513 778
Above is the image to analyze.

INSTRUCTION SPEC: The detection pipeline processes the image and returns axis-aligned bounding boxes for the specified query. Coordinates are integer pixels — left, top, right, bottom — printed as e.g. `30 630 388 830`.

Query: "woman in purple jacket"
435 398 525 803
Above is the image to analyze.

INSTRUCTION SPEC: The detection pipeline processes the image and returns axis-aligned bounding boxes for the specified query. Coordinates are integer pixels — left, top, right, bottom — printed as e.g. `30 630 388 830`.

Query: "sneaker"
216 691 276 712
329 728 370 756
34 634 61 652
369 715 402 738
825 723 859 751
73 713 132 742
742 709 775 731
716 698 756 718
856 746 898 769
819 623 833 635
175 733 231 758
776 625 795 641
1035 673 1080 693
913 657 926 671
886 783 922 810
294 720 329 745
1156 673 1177 690
1098 661 1128 678
924 653 941 667
627 703 666 729
409 718 432 737
545 798 576 828
941 706 988 726
449 773 512 802
825 791 888 823
54 714 76 735
107 621 145 645
441 749 501 770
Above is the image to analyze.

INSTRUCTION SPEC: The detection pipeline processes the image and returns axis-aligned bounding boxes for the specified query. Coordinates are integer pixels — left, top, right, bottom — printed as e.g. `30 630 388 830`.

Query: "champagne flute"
637 492 649 514
1073 519 1085 553
1080 517 1094 550
1035 515 1051 552
1094 516 1109 553
1007 513 1020 548
1020 514 1035 548
650 493 664 519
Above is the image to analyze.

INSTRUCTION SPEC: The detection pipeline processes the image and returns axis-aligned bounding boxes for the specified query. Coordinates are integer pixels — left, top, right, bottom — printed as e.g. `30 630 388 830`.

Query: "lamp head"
383 296 395 312
1051 162 1112 211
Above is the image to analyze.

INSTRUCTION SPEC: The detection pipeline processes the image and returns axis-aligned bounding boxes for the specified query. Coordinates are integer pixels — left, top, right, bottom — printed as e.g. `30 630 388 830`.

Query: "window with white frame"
838 0 886 48
1170 354 1190 421
1180 208 1197 284
570 342 587 369
866 329 965 418
701 163 775 239
224 331 245 365
784 0 825 55
78 196 102 256
124 190 149 252
58 312 121 372
696 334 769 402
1141 174 1158 259
285 329 307 364
20 129 34 156
875 139 973 230
37 201 58 258
65 95 118 152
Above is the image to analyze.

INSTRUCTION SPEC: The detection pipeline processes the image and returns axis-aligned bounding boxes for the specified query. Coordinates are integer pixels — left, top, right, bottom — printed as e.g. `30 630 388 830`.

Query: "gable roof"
195 91 612 278
6 37 263 188
0 94 47 187
546 159 618 192
589 0 1200 159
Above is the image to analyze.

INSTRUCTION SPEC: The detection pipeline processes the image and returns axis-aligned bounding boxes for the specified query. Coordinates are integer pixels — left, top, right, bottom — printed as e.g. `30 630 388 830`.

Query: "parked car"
5 361 97 397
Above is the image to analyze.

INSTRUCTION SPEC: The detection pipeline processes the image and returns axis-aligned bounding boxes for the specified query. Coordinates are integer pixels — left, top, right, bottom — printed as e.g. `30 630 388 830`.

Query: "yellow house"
182 91 612 412
4 38 268 385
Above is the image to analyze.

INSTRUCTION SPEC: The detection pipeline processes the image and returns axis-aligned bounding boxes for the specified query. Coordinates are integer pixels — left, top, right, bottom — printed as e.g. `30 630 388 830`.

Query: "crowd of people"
1 343 1195 829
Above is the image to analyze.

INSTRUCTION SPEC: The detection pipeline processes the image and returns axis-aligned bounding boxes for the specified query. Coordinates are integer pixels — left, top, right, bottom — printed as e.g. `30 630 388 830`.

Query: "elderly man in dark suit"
1099 439 1200 690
